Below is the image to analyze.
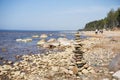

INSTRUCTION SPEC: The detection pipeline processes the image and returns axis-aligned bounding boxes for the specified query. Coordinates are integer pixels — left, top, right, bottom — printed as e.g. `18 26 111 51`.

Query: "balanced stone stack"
71 32 96 76
73 32 86 68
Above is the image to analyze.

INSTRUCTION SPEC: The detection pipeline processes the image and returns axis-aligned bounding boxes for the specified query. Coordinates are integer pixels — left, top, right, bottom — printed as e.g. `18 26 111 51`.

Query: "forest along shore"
0 31 120 80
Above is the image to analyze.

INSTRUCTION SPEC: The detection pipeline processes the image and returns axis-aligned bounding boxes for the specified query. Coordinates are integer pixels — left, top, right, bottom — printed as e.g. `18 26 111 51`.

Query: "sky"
0 0 120 30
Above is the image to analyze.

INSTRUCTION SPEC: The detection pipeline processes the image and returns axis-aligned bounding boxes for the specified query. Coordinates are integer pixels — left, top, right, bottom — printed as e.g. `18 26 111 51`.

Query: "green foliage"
84 8 120 31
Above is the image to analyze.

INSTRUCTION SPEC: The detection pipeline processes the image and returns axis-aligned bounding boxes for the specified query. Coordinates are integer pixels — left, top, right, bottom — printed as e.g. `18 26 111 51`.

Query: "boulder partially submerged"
37 39 46 46
40 34 48 39
32 35 39 38
16 38 32 42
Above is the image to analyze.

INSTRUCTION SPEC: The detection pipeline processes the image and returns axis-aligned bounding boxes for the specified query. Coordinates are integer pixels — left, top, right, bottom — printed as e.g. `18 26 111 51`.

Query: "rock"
20 72 25 78
78 72 82 75
16 39 22 42
109 54 120 72
50 42 60 47
102 78 109 80
57 38 71 46
82 69 89 74
87 66 93 71
14 71 21 76
72 66 78 74
40 34 48 39
112 70 120 79
7 61 13 64
22 38 32 42
32 35 39 38
37 39 46 46
28 74 41 80
13 62 19 66
83 64 89 69
2 65 12 70
47 38 56 43
89 69 95 73
51 66 59 72
0 56 4 60
68 70 73 75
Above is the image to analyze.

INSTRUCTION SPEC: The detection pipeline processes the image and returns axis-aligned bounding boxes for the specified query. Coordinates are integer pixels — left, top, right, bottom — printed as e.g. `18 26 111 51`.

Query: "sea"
0 30 82 63
0 30 88 64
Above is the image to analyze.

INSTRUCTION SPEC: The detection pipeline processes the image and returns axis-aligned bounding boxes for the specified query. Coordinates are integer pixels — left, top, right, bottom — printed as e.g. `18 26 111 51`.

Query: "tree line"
84 8 120 31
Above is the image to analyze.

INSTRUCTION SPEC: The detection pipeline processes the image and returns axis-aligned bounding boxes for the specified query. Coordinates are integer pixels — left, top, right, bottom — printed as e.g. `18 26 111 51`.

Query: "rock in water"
40 34 48 39
37 39 46 46
112 70 120 79
109 53 120 72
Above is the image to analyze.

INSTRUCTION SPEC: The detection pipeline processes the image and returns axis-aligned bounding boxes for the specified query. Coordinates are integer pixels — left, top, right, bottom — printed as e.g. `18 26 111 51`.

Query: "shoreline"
0 31 120 80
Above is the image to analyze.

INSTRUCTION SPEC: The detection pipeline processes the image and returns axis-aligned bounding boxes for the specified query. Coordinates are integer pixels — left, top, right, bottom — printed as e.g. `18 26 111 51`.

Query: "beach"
0 30 120 80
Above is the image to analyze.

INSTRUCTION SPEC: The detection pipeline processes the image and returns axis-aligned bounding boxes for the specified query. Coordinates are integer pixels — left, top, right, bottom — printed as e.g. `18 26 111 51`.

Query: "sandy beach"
0 31 120 80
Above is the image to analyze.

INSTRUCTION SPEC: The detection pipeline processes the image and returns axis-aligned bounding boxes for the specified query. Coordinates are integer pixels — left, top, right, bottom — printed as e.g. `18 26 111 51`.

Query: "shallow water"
0 30 78 62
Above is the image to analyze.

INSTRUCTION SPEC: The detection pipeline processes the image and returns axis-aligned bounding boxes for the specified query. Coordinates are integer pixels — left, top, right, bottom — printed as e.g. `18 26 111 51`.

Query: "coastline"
0 31 120 80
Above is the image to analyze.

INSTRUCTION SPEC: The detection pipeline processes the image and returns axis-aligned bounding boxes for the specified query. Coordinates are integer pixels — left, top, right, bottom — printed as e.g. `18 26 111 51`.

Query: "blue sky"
0 0 120 30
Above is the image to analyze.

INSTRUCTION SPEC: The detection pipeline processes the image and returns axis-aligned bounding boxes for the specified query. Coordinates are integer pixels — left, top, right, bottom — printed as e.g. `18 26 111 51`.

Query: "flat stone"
89 69 95 73
51 66 59 72
112 70 120 79
3 65 12 70
82 69 89 74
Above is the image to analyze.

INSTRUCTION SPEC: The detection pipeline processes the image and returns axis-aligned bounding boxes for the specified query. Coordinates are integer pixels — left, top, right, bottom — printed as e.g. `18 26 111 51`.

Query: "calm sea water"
0 30 78 63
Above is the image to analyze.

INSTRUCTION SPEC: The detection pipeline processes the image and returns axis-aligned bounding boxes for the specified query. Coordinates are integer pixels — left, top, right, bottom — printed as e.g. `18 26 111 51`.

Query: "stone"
78 72 82 75
40 34 48 39
51 66 59 72
3 65 12 70
57 38 71 46
112 70 120 79
14 71 21 76
16 39 22 42
109 53 120 72
22 38 32 42
89 69 95 73
87 67 93 71
20 72 25 77
68 70 73 75
82 69 89 74
102 78 109 80
50 42 60 47
13 62 19 66
72 66 78 74
37 39 46 46
47 38 56 43
28 74 41 80
32 35 39 38
8 61 13 64
83 64 89 69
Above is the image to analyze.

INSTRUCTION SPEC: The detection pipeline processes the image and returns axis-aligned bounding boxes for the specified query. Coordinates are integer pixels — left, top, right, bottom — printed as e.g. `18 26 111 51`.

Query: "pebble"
82 69 89 74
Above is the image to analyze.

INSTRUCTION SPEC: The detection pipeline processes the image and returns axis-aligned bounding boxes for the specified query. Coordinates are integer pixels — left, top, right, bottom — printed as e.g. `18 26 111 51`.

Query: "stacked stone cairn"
72 31 95 75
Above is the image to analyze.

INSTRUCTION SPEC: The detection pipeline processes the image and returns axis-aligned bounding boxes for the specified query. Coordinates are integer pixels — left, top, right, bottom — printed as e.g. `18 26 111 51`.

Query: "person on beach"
95 29 98 34
99 30 103 34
